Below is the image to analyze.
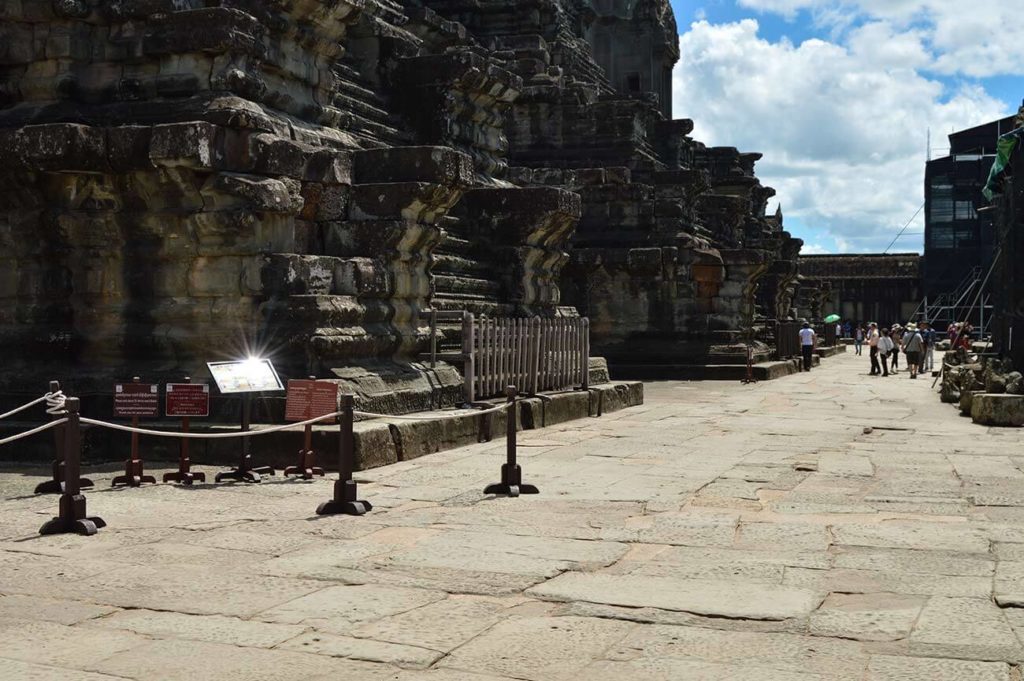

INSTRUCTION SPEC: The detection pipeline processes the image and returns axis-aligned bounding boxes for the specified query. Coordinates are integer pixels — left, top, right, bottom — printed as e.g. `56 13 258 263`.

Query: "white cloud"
735 0 1024 78
673 19 1008 253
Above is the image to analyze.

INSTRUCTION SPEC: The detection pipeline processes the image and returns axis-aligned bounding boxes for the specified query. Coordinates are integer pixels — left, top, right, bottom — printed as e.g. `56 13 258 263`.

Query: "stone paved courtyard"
2 351 1024 680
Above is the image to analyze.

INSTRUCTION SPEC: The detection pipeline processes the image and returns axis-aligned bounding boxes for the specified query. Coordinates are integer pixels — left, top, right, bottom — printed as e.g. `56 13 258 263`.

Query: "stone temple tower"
0 0 803 412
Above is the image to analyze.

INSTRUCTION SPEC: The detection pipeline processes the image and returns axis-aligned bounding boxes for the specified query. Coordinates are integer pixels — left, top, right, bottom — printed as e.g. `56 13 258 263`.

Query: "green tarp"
983 128 1024 201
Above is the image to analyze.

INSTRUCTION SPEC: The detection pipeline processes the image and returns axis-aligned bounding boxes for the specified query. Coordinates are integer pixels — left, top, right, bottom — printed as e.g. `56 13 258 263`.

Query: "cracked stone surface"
3 352 1024 678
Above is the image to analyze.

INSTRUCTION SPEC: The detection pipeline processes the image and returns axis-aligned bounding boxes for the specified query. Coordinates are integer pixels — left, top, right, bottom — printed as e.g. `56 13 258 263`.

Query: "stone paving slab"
527 572 824 620
3 352 1024 678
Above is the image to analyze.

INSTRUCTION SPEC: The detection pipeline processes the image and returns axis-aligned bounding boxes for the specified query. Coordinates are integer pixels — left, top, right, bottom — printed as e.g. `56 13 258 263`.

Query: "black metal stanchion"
216 393 275 483
39 397 105 536
285 376 326 480
112 377 157 488
484 386 538 498
316 394 371 516
35 380 94 494
164 376 206 485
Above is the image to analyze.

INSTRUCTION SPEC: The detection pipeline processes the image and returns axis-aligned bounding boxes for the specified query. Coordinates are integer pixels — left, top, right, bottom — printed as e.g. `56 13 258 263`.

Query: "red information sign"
166 383 210 417
285 380 339 422
114 382 159 417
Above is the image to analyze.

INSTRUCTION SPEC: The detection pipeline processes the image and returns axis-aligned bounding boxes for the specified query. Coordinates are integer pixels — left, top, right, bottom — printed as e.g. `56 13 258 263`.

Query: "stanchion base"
34 478 93 495
38 516 105 536
483 482 540 498
284 466 325 480
163 471 206 485
111 475 157 488
484 463 538 498
316 499 372 516
39 515 106 536
215 466 275 483
316 479 371 515
39 494 106 536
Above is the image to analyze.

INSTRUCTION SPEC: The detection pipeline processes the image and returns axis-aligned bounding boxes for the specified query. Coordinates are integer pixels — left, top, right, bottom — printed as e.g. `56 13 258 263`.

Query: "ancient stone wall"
0 0 804 409
798 254 922 326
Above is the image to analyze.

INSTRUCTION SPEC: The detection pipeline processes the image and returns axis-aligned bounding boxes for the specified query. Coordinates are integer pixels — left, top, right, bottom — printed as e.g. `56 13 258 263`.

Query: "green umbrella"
824 314 841 323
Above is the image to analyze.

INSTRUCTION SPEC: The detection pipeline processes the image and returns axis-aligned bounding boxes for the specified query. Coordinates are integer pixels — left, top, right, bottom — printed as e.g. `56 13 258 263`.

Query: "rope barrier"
79 412 345 439
0 394 48 420
0 418 68 446
0 395 507 448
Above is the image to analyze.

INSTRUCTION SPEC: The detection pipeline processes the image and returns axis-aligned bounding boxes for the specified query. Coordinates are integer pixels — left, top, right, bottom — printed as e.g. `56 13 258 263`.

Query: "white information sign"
207 359 284 394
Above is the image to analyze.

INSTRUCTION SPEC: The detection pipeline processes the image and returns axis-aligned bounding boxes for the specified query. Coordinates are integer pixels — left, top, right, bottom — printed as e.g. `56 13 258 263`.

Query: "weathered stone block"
333 258 391 297
187 255 263 297
349 182 461 224
960 390 985 416
262 254 336 297
353 147 473 187
150 122 220 170
201 173 296 213
354 422 398 470
299 183 349 221
16 124 107 172
972 394 1024 427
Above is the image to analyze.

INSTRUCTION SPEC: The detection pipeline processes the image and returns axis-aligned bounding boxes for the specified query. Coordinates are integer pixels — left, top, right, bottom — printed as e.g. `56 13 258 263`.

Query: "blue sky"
667 0 1024 253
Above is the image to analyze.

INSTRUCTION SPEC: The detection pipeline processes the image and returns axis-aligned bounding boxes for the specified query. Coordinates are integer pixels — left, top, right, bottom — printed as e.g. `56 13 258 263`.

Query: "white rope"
79 411 345 439
0 418 67 446
354 403 509 420
0 397 508 444
44 390 67 416
0 394 50 421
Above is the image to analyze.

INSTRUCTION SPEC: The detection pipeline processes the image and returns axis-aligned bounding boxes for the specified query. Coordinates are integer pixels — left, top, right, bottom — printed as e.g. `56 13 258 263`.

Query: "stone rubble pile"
941 353 1024 426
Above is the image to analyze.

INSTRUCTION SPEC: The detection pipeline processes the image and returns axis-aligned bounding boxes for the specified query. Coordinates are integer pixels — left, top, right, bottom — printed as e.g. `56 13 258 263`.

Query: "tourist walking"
799 322 816 372
889 324 902 373
868 323 881 375
919 321 935 372
878 328 893 377
902 323 924 379
854 326 864 355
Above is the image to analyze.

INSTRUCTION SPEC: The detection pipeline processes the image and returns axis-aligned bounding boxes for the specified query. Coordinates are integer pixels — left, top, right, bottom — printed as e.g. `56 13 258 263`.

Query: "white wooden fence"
421 311 590 402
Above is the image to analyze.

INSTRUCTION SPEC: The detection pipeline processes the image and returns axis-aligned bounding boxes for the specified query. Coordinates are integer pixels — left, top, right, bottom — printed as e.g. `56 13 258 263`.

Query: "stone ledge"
815 345 847 358
611 357 819 381
971 394 1024 427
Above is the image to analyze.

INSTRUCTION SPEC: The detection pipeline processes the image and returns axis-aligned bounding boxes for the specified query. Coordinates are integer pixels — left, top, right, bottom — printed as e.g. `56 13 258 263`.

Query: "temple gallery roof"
798 253 921 280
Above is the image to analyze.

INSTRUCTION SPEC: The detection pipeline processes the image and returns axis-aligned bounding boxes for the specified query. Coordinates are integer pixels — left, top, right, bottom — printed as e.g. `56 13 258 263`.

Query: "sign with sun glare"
206 358 284 394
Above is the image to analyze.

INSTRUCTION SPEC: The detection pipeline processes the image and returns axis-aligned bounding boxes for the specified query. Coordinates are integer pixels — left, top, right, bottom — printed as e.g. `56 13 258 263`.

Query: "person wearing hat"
889 324 902 373
867 322 881 376
902 323 924 379
799 321 817 372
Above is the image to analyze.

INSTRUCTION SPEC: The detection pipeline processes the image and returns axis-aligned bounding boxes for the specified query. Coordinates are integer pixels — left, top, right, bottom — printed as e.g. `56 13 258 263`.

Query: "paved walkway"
1 351 1022 680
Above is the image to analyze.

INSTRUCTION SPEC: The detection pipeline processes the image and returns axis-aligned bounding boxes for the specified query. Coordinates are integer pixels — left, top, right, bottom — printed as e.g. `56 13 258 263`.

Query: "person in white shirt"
878 328 893 377
867 323 880 375
799 322 816 372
